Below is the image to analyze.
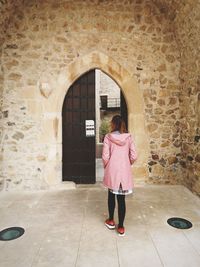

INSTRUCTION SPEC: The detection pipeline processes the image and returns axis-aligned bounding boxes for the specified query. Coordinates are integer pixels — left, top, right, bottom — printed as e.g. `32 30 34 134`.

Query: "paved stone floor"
0 184 200 267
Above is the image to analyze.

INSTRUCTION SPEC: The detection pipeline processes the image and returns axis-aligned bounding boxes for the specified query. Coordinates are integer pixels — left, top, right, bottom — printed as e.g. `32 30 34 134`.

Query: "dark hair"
111 115 127 133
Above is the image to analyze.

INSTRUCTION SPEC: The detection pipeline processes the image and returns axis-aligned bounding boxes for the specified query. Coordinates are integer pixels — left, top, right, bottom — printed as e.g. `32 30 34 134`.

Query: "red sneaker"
105 219 115 229
117 226 125 236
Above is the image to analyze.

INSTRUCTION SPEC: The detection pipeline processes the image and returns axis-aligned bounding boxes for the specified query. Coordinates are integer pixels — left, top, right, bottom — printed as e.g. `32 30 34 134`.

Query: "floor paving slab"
0 184 199 267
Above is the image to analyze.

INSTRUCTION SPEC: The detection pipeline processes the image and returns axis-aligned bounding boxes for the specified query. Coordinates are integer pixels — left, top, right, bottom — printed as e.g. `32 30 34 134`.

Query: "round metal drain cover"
167 217 192 229
0 227 25 241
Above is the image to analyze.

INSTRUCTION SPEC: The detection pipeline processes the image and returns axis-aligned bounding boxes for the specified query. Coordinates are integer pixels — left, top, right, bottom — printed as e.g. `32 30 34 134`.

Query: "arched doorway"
44 51 148 188
62 69 128 184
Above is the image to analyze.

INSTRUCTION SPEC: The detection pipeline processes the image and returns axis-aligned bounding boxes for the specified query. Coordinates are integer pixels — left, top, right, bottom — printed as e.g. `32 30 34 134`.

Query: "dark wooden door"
62 70 96 184
120 91 128 130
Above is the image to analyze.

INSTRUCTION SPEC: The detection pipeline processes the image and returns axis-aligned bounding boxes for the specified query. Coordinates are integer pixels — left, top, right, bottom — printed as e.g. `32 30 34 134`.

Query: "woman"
102 115 137 236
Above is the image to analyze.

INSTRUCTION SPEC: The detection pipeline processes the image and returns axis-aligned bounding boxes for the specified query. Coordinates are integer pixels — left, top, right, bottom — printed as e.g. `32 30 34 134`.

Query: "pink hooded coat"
102 133 137 191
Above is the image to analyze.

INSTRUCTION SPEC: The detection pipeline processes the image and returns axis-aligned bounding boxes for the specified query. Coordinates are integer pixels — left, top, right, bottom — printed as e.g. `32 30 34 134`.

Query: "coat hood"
107 133 131 146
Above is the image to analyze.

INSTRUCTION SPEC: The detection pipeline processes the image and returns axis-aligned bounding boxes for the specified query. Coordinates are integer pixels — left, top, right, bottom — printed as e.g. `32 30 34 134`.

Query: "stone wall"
0 0 12 190
99 71 120 100
0 0 182 190
96 70 120 143
174 1 200 196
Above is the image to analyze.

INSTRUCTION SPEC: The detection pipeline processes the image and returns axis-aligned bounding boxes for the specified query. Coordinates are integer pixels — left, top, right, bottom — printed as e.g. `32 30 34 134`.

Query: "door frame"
42 51 149 187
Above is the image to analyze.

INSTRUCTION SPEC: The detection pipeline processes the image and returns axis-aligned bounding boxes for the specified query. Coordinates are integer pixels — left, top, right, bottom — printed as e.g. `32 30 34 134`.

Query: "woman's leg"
117 194 126 228
108 190 115 220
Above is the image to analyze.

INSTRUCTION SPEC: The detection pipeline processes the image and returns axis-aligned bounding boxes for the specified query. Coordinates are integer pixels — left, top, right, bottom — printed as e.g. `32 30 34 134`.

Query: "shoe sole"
105 223 115 230
118 232 125 236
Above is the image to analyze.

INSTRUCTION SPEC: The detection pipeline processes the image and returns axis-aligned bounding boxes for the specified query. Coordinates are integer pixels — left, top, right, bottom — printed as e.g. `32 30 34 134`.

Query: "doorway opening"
95 69 127 182
62 69 127 184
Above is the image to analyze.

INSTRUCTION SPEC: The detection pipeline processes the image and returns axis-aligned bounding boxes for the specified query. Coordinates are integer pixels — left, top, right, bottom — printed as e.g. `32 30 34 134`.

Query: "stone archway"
43 51 149 187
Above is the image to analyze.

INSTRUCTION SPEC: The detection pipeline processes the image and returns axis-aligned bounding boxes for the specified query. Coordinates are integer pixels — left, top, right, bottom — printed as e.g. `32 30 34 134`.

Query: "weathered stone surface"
152 154 159 160
173 140 181 147
0 177 4 191
157 99 165 106
147 123 158 132
39 83 53 98
180 160 187 168
3 110 8 118
37 155 46 161
175 0 200 195
166 54 175 63
5 59 19 69
8 73 22 81
168 97 177 105
159 158 166 167
168 156 178 165
12 132 24 140
161 141 170 147
195 154 200 163
148 161 157 166
157 64 166 72
7 122 15 126
187 155 193 161
5 44 18 49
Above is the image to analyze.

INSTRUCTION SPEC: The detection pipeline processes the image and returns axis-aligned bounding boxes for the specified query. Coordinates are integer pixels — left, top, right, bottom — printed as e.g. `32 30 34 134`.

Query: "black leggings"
108 190 126 228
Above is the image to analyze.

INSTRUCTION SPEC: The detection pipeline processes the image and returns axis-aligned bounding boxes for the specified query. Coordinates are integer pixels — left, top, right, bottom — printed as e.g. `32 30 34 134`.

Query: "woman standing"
102 115 137 236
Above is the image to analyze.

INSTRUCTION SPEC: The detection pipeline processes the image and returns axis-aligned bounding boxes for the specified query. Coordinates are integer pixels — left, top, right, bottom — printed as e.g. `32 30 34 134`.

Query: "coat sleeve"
102 135 110 168
129 135 137 165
